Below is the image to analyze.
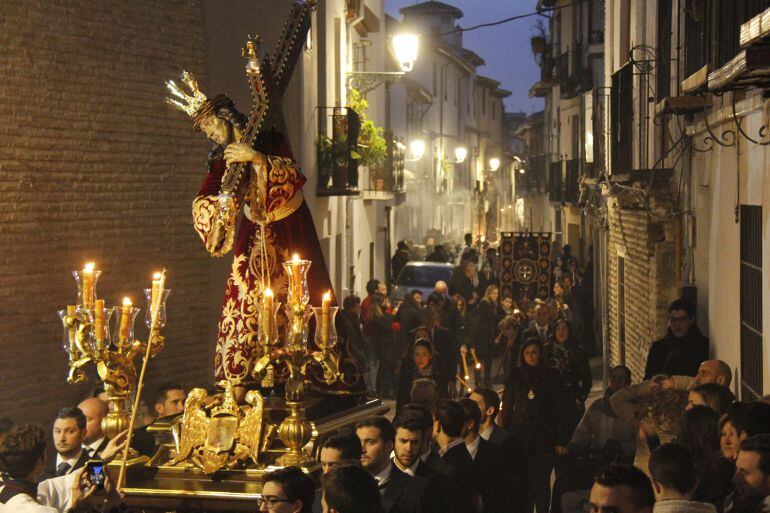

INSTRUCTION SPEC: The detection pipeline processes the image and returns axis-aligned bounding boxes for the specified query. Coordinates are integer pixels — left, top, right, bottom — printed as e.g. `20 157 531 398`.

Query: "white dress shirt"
438 437 465 457
373 462 393 487
54 450 84 475
479 425 494 441
37 473 77 513
392 457 420 477
465 435 481 460
85 438 105 456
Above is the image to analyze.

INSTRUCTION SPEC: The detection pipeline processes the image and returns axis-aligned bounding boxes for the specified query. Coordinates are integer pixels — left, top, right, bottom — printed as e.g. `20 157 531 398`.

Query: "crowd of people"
8 236 770 512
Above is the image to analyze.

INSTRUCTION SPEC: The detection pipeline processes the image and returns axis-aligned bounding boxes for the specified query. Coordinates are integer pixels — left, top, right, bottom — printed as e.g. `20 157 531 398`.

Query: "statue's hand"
224 143 261 165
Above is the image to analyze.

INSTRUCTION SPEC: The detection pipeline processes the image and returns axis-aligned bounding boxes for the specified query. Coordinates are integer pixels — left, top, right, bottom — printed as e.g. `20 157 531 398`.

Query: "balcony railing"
610 62 633 175
564 158 580 205
317 106 360 197
549 161 564 202
516 153 547 195
360 130 405 200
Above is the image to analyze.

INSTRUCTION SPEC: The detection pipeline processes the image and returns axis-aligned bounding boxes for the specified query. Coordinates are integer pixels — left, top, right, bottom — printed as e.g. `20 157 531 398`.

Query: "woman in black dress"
501 337 565 513
396 338 449 412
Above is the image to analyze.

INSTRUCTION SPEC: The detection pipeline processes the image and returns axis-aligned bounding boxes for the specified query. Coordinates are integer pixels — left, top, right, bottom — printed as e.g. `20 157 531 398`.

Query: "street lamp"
489 157 500 172
392 34 420 72
347 32 420 94
408 139 426 162
454 146 468 164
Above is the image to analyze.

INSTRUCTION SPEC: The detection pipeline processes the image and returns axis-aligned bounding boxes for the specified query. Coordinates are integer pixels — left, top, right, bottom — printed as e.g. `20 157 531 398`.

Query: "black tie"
55 462 71 477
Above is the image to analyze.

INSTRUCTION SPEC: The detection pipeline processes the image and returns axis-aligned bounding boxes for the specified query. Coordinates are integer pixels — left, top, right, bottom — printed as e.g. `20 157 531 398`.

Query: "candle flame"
84 262 95 272
323 291 331 301
153 272 162 280
292 254 300 263
264 288 273 297
464 375 470 380
123 297 132 306
475 363 482 369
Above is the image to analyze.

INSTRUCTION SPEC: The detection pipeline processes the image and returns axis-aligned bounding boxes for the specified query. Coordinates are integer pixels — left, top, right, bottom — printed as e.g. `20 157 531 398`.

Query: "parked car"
391 261 454 302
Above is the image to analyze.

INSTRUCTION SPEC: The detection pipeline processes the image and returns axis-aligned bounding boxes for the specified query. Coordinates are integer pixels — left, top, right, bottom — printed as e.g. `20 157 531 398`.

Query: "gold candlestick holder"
58 266 169 441
311 305 340 384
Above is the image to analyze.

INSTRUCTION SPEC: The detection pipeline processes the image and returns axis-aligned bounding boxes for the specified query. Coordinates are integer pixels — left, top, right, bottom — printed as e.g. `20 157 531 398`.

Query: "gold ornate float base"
108 398 387 512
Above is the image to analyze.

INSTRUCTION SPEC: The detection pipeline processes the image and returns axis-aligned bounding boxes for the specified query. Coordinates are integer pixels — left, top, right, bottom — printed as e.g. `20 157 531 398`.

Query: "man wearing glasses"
258 467 315 513
643 299 709 380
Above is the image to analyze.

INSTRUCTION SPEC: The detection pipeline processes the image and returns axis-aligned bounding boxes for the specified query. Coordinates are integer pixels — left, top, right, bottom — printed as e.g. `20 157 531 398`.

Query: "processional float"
57 2 386 511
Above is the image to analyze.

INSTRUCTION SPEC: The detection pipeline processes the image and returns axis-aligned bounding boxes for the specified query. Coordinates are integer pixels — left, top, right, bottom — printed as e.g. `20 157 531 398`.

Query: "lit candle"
151 272 162 311
461 348 470 380
119 297 132 341
94 299 105 341
321 291 331 347
290 254 302 301
471 349 481 370
262 288 274 340
82 262 95 308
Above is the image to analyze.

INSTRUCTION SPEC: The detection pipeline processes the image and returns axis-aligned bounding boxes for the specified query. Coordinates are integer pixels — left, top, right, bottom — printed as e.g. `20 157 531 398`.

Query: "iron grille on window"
610 62 633 174
317 107 360 196
684 0 712 78
564 159 580 204
740 205 763 400
657 0 672 100
710 0 770 71
549 161 564 202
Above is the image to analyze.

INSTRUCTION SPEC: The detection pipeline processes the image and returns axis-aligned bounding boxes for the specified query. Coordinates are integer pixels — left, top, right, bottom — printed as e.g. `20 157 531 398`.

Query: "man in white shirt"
41 408 90 481
77 398 109 457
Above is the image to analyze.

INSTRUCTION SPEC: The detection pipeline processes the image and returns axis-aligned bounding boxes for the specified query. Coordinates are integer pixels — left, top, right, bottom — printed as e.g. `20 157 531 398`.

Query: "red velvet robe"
192 133 364 395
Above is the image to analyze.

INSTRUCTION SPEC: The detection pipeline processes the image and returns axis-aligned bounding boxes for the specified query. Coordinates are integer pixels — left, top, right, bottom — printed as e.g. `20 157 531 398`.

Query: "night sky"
385 0 544 115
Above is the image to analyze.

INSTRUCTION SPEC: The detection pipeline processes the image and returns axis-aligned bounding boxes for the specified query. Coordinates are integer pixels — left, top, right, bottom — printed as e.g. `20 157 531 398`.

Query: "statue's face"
199 115 230 145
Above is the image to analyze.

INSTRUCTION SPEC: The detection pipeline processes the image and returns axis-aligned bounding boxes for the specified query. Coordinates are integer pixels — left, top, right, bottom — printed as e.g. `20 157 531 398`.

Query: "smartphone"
84 459 105 489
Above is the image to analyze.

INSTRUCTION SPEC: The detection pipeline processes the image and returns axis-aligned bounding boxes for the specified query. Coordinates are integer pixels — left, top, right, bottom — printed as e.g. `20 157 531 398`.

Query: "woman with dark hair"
367 292 400 397
471 285 503 386
500 338 565 513
396 338 448 412
452 293 471 349
678 406 735 511
553 278 584 343
545 319 592 440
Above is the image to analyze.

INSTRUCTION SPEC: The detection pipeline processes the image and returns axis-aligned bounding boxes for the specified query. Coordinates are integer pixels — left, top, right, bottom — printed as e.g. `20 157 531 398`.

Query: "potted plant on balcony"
318 132 348 189
348 89 387 191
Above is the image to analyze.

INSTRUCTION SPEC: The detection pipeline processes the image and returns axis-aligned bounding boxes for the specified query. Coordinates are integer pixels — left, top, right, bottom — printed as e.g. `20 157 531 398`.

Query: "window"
684 0 711 78
610 62 633 174
740 205 763 400
618 255 627 365
656 0 672 100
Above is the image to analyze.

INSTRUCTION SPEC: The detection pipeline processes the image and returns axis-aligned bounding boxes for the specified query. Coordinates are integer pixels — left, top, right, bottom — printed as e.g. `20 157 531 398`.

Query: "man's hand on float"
224 143 261 165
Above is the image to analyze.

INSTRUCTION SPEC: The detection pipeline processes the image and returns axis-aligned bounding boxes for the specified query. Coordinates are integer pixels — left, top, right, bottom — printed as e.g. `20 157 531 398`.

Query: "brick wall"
607 197 679 381
0 1 220 424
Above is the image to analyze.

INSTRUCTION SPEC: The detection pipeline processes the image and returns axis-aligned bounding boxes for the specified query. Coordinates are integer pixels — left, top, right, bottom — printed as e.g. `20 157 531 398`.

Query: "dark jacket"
644 325 709 380
431 326 459 383
381 463 423 513
484 424 529 513
338 309 368 371
501 360 566 448
473 437 517 513
40 448 91 481
439 442 476 513
396 363 449 412
471 299 502 356
392 249 410 280
544 339 592 403
396 298 423 342
414 459 457 513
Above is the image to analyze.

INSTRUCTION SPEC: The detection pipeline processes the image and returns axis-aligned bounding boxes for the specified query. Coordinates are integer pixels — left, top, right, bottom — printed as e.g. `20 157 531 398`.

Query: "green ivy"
348 89 387 168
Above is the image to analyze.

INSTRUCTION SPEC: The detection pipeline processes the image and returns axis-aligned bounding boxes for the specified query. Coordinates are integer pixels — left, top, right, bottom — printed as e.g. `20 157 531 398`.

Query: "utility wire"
438 0 585 36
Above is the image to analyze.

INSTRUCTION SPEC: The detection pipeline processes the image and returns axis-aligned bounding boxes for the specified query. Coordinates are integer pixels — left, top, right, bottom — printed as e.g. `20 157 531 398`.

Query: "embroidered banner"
500 232 551 304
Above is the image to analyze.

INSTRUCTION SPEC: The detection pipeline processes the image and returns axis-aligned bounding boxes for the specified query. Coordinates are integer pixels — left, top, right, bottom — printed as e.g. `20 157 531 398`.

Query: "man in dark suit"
132 382 186 457
77 397 109 457
470 387 529 513
432 400 475 513
460 398 521 513
393 409 456 513
521 304 551 344
313 434 363 513
356 416 425 513
418 307 458 393
40 407 91 481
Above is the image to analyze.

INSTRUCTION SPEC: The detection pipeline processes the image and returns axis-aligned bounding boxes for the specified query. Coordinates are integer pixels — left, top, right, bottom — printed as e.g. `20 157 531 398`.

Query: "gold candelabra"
58 263 170 441
252 254 342 466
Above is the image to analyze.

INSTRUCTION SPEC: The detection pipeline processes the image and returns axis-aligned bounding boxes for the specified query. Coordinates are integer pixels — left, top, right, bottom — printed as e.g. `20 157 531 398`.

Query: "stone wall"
607 196 679 381
0 1 219 424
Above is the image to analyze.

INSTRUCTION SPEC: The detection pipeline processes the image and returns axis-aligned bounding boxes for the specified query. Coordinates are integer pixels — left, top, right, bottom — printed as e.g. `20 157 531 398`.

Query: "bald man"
434 280 449 296
77 397 109 456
